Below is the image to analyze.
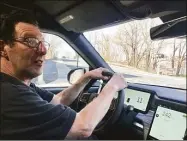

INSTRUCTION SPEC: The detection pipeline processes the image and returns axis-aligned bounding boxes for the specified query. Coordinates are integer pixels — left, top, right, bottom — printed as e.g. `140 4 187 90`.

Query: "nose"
37 42 47 55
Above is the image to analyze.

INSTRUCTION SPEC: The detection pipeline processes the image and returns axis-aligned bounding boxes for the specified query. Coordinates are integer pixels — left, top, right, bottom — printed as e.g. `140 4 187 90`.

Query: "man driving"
0 10 127 139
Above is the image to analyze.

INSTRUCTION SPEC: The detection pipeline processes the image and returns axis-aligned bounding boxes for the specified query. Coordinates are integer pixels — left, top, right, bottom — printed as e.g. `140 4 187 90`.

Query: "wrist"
84 71 92 80
75 72 91 85
101 83 118 95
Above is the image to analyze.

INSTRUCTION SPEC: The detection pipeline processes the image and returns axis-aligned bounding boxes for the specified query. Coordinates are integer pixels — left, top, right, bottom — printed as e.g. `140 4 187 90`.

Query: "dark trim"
34 4 111 70
132 82 186 91
54 0 86 17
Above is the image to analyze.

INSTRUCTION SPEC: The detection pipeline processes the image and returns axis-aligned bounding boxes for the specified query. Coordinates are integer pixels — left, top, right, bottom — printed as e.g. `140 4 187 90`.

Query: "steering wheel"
76 71 125 132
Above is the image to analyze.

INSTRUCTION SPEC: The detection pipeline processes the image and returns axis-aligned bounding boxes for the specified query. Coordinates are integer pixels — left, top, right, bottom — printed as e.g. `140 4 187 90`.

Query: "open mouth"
34 60 43 66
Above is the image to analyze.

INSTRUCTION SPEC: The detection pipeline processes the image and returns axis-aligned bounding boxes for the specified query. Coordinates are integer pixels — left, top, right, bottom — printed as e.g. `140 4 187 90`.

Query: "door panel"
44 86 100 95
44 87 65 94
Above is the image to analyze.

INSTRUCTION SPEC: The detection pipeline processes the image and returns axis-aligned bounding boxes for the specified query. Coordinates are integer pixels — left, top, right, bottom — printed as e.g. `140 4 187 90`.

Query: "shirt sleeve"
30 83 54 102
1 83 76 140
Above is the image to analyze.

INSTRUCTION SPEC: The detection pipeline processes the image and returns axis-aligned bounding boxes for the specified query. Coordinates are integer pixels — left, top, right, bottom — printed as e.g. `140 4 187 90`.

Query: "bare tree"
113 30 131 65
113 20 146 67
85 18 181 75
113 18 164 71
139 19 167 72
171 39 178 69
84 32 118 62
175 40 186 76
152 40 165 71
141 20 154 71
93 33 113 62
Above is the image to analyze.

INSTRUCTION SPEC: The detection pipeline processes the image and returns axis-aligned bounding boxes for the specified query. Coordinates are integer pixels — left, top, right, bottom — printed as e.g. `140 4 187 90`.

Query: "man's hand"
52 67 111 106
67 72 128 139
84 67 111 80
105 73 127 92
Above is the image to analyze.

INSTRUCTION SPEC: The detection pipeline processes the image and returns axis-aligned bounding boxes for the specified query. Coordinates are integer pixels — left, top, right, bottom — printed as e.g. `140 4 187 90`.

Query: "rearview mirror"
67 68 86 84
150 16 187 40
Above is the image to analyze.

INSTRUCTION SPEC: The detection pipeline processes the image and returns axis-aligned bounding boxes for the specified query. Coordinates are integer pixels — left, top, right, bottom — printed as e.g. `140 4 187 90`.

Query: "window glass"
84 18 186 89
31 33 89 87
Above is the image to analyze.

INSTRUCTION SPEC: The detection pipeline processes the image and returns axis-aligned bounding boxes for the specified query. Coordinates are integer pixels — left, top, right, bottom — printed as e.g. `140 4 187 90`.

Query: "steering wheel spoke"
79 93 90 104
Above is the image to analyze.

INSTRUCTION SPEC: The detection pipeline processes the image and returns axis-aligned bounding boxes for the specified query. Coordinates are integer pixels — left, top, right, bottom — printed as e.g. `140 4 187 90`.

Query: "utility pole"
76 54 79 68
156 53 165 75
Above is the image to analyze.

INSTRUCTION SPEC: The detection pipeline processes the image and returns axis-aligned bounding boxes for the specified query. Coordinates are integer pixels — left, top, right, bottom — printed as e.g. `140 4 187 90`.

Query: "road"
35 59 186 89
110 64 186 89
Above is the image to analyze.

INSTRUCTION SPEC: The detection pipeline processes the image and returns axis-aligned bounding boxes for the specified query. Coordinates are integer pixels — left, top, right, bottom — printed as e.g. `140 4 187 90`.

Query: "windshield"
84 18 186 89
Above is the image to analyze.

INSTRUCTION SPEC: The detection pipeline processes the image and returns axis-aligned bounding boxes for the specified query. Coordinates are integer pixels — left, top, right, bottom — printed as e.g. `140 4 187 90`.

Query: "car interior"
0 1 186 140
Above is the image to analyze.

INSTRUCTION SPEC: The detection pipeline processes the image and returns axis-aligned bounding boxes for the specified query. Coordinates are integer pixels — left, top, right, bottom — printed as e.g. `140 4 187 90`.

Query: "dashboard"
122 85 187 140
46 80 187 140
92 81 186 140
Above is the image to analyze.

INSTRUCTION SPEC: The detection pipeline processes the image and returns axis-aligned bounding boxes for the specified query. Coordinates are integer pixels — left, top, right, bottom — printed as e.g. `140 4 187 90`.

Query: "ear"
0 40 5 53
0 40 9 60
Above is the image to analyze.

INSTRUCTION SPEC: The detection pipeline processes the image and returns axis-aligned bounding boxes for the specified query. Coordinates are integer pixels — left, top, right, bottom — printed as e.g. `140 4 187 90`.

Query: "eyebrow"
22 33 44 40
23 33 39 37
23 32 35 37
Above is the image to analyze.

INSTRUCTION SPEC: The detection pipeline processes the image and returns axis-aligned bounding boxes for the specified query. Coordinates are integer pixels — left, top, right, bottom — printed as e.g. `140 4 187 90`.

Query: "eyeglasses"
12 37 50 50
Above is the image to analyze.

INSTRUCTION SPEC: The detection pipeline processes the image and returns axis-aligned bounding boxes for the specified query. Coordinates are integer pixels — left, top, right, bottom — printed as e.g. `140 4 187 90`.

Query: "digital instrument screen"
124 88 151 112
149 105 187 140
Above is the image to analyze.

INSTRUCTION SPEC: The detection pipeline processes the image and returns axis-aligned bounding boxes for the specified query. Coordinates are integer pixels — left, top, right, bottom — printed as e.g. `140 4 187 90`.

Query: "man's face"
4 22 47 79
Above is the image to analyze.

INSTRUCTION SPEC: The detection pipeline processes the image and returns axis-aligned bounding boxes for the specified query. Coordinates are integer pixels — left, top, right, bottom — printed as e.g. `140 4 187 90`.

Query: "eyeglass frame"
11 37 50 50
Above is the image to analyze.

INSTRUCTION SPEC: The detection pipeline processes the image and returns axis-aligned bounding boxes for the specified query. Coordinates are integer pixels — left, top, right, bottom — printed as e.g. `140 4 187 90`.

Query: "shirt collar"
0 72 27 86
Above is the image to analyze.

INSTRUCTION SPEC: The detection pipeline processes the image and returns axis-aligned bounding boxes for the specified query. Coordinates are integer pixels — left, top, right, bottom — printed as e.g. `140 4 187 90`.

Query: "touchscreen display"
124 88 151 112
149 105 187 140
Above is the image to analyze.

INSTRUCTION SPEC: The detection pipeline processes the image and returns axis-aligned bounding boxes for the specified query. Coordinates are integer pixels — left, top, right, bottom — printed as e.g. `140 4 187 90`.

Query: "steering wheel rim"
108 89 125 125
94 88 125 131
77 81 125 132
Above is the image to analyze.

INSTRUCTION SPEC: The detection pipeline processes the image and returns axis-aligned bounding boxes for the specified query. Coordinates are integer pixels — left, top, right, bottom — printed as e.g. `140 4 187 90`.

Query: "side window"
32 33 89 87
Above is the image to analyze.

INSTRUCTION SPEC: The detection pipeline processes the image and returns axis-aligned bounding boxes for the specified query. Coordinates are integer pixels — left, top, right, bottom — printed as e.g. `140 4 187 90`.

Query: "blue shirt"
0 72 76 139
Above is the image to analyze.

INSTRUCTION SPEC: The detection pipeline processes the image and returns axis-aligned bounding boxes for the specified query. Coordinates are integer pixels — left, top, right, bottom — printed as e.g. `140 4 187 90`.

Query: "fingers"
96 67 110 79
92 68 128 86
103 76 110 80
98 67 110 72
